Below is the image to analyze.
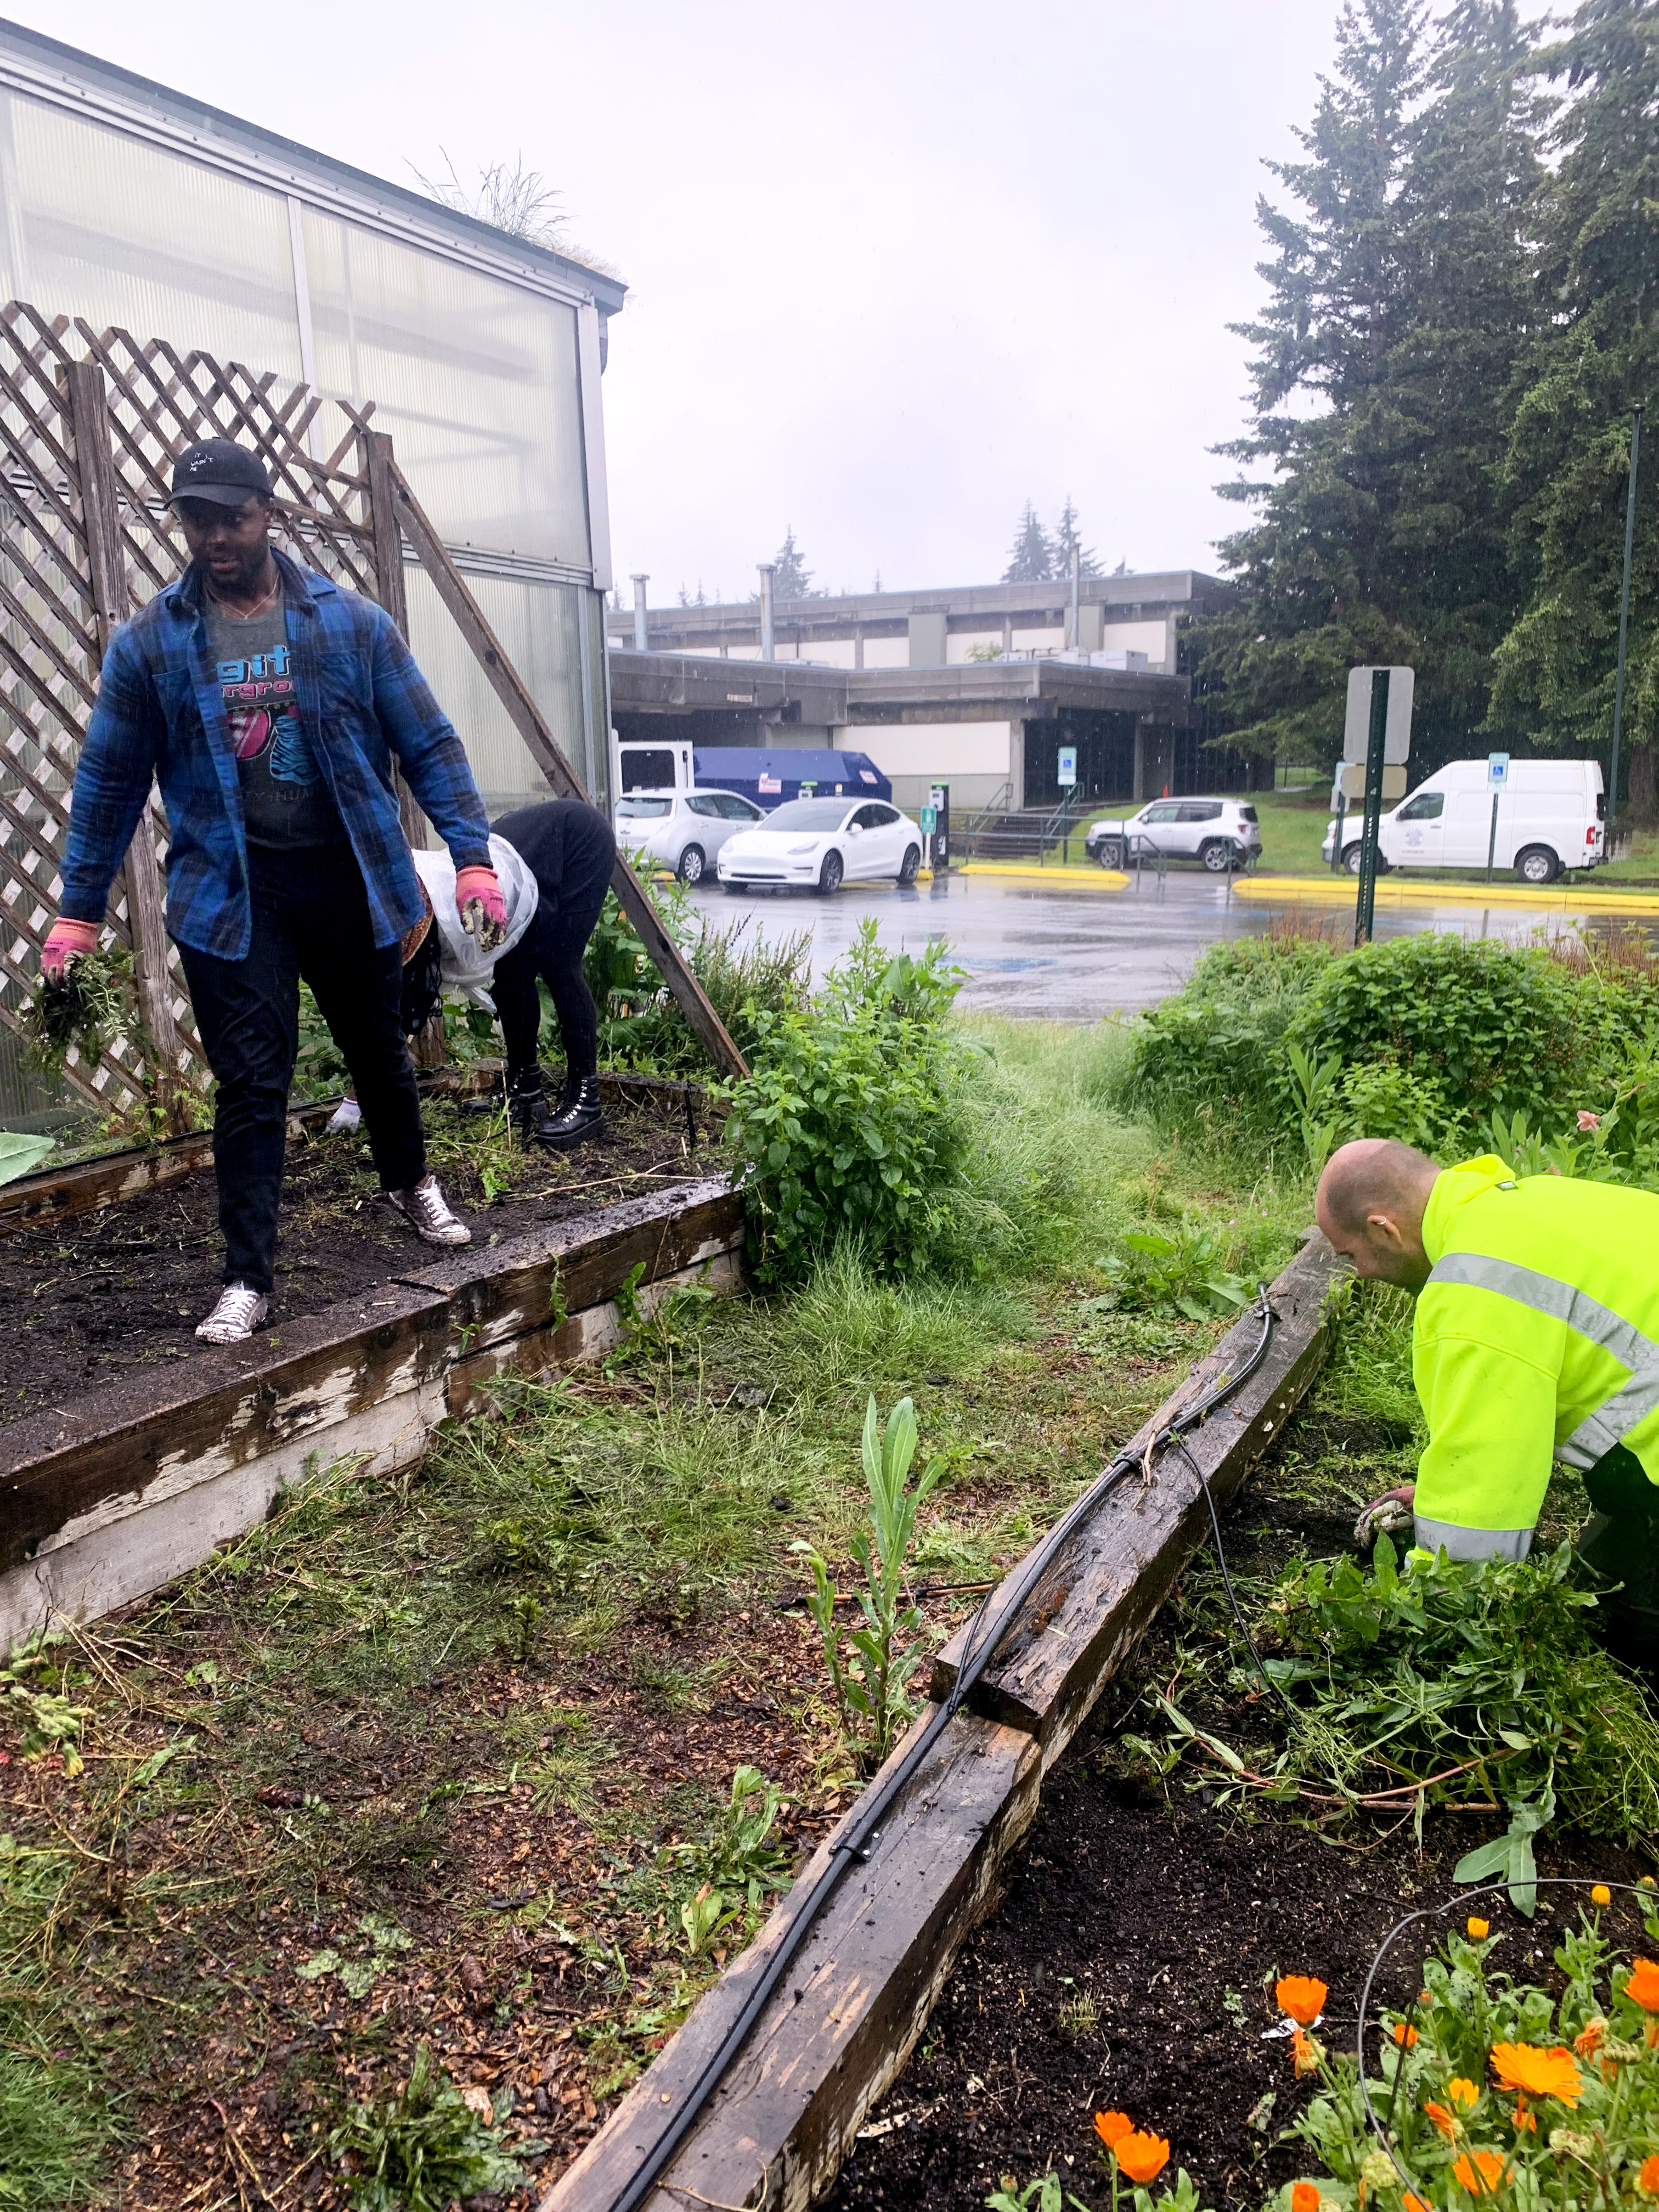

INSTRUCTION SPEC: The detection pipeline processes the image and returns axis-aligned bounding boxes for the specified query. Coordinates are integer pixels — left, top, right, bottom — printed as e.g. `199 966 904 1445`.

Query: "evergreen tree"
1488 0 1659 808
1197 0 1429 764
1197 0 1551 775
1052 495 1103 579
765 527 821 602
1002 500 1054 583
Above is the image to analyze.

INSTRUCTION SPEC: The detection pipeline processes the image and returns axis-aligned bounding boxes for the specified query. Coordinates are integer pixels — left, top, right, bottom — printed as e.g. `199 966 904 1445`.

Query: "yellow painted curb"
1233 873 1659 916
959 862 1130 889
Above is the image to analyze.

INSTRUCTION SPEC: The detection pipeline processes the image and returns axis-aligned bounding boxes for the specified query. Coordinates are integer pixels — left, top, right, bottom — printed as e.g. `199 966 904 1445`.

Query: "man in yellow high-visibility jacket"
1314 1138 1659 1651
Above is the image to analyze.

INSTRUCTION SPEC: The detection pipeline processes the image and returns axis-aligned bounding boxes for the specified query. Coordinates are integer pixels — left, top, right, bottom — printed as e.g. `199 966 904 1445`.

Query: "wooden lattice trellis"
0 300 392 1130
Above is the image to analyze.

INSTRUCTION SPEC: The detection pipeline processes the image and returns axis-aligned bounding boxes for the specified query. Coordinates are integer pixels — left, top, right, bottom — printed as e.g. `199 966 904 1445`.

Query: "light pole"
1609 402 1643 848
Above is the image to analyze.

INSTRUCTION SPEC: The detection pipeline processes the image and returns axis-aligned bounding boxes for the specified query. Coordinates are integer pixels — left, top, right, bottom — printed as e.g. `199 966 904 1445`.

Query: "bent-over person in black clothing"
489 799 616 1148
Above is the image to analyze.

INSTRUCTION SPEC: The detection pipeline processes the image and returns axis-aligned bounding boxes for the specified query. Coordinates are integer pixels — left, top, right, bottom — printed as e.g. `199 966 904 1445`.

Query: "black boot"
507 1069 558 1142
537 1075 605 1150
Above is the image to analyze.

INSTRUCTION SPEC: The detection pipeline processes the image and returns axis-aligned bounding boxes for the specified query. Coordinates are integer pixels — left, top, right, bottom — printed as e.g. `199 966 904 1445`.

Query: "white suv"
614 788 764 884
1086 798 1262 872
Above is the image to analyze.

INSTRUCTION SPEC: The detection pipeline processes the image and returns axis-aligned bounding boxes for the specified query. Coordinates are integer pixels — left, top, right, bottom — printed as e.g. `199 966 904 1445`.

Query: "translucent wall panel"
0 94 303 374
303 212 588 567
404 566 590 816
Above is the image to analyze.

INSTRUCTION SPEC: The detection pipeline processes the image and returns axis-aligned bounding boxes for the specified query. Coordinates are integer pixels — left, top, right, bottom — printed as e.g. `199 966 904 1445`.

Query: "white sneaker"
388 1174 472 1247
196 1284 269 1344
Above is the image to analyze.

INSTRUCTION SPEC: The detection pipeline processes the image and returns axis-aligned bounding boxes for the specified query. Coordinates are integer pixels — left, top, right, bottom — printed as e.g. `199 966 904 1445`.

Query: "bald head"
1315 1138 1441 1289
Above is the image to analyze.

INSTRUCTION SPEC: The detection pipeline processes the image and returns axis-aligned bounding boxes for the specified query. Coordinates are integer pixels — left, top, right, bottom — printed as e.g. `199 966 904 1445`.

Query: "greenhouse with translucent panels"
0 15 625 816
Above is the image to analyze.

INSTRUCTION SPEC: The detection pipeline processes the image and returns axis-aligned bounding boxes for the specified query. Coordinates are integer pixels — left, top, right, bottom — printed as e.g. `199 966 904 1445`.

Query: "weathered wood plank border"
0 1176 743 1652
544 1234 1346 2212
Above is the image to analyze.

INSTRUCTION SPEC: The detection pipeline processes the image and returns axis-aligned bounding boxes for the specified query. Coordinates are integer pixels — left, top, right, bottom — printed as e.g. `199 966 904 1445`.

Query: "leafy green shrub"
582 879 812 1075
1335 1058 1456 1150
1121 934 1333 1138
722 922 969 1283
1287 933 1584 1135
328 2044 522 2211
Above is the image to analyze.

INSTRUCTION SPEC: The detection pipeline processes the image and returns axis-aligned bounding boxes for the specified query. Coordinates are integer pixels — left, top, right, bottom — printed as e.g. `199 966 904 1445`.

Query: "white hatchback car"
716 796 924 894
1085 797 1262 871
614 788 764 884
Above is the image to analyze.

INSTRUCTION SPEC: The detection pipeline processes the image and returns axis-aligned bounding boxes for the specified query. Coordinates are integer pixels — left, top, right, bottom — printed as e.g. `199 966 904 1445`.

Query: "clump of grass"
0 2044 114 2208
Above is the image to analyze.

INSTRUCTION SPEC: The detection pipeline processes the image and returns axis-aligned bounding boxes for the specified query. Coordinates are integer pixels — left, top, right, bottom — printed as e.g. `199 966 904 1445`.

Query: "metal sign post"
1354 671 1390 942
1485 752 1510 883
1344 665 1414 944
1057 746 1076 860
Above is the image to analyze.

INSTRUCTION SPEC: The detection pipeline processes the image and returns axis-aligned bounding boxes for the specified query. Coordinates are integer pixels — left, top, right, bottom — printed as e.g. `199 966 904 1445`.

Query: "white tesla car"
716 796 924 894
614 788 765 884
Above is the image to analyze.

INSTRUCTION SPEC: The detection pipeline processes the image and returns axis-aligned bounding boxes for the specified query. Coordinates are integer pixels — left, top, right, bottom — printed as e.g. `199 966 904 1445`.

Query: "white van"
1323 759 1605 884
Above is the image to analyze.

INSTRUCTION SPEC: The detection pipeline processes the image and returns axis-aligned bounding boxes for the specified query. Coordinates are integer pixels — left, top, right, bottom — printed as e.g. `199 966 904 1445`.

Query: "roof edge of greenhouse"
0 15 628 317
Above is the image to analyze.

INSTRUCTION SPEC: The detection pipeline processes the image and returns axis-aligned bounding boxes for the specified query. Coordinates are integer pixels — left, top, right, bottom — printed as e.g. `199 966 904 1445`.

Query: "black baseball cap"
169 438 273 508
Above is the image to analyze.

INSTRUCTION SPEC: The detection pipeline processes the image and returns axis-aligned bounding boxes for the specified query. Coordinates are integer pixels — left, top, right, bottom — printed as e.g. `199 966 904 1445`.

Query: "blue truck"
614 738 891 810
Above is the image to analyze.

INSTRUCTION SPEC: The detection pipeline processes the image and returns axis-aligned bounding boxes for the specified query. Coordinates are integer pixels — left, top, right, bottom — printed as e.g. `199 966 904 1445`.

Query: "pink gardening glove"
41 917 98 982
454 864 507 952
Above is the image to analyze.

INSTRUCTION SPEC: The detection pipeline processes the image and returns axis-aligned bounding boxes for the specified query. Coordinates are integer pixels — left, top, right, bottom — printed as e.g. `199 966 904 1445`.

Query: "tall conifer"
1489 0 1658 808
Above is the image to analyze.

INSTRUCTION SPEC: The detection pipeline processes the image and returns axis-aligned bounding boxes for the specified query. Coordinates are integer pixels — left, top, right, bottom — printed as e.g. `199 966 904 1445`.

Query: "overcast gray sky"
11 0 1342 597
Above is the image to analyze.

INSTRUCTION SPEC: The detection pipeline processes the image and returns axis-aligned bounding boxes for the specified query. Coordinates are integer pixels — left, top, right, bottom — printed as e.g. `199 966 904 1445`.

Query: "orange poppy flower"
1489 2042 1583 2106
1291 2186 1320 2212
1116 2133 1170 2187
1639 2154 1659 2196
1625 1959 1659 2011
1424 2100 1456 2140
1291 2028 1322 2079
1466 1916 1489 1940
1276 1975 1328 2025
1590 1884 1611 1906
1511 2103 1537 2134
1452 2149 1508 2195
1447 2077 1479 2109
1391 2021 1419 2048
1094 2111 1133 2150
1574 2018 1605 2058
1404 2196 1432 2212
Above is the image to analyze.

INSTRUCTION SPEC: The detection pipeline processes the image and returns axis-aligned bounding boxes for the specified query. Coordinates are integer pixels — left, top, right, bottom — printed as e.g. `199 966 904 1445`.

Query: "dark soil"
826 1752 1645 2212
0 1093 703 1427
828 1376 1651 2211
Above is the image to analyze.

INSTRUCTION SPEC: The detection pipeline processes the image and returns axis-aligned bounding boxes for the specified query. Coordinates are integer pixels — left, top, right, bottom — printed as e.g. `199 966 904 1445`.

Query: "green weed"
328 2044 522 2211
797 1396 945 1771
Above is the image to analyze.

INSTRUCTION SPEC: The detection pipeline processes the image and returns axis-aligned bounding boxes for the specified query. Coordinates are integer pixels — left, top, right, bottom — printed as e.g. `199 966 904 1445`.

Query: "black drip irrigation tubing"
1356 1876 1659 2203
600 1285 1282 2212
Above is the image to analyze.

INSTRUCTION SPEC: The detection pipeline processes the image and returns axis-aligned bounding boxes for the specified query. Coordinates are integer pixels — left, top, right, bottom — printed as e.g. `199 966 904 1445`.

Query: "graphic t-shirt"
205 593 346 849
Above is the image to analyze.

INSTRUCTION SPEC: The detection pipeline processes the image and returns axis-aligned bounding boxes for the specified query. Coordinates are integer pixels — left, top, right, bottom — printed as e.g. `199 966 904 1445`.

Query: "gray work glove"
1354 1485 1415 1549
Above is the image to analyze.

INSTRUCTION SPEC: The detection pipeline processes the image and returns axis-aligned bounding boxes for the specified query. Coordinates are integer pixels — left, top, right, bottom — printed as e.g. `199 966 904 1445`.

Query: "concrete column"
1002 613 1013 657
758 565 776 661
631 573 649 651
854 624 865 670
1008 718 1026 810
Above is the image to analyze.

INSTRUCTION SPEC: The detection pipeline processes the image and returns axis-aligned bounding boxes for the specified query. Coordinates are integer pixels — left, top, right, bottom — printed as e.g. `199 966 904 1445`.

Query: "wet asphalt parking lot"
690 866 1582 1018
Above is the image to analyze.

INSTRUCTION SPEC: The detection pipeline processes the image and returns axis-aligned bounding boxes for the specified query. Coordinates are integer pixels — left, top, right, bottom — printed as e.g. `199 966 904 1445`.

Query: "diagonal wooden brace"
376 442 749 1081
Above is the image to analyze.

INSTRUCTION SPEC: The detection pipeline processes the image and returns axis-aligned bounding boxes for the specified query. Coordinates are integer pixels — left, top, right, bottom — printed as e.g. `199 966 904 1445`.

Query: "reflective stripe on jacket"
1413 1156 1659 1559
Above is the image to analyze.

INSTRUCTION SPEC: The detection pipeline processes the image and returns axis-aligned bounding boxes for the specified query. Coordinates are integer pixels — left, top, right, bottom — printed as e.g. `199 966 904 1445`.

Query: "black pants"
178 846 425 1293
489 802 614 1091
1577 1442 1659 1669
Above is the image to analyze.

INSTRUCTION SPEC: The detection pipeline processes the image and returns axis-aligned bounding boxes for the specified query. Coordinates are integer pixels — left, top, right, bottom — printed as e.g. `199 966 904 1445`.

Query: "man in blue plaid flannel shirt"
42 437 509 1344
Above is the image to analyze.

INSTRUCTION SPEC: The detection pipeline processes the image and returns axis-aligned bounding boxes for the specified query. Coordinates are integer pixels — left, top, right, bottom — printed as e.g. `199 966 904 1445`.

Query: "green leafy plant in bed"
722 920 970 1283
1138 1537 1659 1909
